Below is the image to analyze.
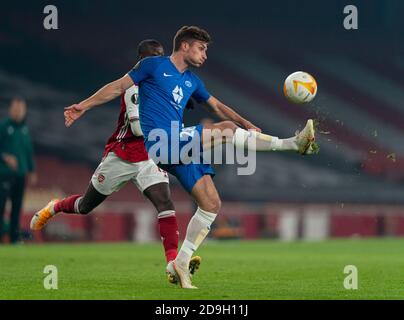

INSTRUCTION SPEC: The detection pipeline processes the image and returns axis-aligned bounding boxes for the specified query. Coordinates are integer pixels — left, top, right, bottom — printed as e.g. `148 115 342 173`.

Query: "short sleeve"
192 76 211 103
127 57 157 85
125 86 140 120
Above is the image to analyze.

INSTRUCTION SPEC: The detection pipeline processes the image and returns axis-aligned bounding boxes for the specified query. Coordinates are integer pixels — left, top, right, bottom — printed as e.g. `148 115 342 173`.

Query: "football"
283 71 317 104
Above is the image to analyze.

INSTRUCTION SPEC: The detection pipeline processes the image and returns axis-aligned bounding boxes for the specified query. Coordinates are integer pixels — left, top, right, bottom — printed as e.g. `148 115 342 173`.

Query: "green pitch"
1 238 404 300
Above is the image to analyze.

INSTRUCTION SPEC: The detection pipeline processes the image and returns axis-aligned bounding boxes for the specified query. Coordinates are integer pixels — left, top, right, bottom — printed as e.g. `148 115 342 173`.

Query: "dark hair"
9 96 25 106
137 39 163 58
173 26 211 51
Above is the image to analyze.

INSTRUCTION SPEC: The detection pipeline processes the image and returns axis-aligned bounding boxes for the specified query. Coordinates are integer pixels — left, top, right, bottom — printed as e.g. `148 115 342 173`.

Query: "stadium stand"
1 1 404 243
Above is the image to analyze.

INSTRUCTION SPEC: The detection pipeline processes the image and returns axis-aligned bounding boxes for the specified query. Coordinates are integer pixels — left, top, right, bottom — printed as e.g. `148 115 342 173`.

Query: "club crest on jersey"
185 80 192 88
98 174 105 183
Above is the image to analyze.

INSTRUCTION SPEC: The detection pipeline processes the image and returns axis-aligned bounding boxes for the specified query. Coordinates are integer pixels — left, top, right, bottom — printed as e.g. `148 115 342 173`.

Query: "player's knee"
201 196 221 213
218 121 238 132
144 183 175 212
155 197 175 213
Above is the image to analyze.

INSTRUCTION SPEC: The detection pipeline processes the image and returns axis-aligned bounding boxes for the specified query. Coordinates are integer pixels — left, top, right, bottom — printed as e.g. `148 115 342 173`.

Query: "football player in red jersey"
30 39 200 285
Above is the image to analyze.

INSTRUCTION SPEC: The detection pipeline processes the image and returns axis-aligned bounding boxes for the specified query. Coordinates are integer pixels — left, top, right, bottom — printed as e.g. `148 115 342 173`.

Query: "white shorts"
91 152 169 195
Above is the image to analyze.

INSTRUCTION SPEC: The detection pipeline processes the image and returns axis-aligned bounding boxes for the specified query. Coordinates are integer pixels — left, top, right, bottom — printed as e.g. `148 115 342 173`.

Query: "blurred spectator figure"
0 97 37 244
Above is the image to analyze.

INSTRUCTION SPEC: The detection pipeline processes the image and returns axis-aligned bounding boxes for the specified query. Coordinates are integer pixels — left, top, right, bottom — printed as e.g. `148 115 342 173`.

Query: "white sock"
232 128 297 151
175 207 217 268
157 210 176 219
50 202 60 216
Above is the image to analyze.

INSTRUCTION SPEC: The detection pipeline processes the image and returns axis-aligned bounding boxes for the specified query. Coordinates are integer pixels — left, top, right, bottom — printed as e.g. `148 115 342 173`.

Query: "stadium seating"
1 12 404 206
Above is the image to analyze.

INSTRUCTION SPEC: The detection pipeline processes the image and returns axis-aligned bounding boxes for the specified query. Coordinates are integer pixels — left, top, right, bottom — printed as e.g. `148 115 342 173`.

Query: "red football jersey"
103 86 149 163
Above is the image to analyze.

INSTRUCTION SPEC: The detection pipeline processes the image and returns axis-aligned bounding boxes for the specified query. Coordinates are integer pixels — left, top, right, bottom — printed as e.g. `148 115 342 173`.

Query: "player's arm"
125 88 144 136
129 119 143 136
64 74 134 127
0 122 16 171
80 75 134 110
204 96 261 132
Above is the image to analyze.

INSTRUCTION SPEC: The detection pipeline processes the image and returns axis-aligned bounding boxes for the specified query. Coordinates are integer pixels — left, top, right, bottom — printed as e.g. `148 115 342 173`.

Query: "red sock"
54 195 82 214
158 214 179 263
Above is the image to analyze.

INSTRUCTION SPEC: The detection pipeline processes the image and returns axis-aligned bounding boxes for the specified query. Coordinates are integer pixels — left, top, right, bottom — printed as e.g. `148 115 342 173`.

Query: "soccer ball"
283 71 317 104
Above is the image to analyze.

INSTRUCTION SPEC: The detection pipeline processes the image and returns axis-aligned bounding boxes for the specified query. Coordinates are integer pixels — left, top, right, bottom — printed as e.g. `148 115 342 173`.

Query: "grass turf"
1 238 404 300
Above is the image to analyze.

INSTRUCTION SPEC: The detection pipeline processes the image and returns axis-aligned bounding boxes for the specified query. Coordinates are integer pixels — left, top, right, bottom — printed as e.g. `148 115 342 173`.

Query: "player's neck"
169 53 188 73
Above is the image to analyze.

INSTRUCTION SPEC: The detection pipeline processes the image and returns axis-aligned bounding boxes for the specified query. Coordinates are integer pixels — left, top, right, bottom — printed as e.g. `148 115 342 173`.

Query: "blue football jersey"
128 56 211 141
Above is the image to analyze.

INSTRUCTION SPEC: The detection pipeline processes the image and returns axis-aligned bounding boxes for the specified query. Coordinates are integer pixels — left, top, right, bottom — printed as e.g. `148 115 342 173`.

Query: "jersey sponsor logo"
185 80 192 88
163 72 173 77
172 85 183 104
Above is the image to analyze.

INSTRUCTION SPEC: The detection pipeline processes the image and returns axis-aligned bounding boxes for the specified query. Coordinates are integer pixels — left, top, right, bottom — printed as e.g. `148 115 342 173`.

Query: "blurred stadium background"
1 0 403 244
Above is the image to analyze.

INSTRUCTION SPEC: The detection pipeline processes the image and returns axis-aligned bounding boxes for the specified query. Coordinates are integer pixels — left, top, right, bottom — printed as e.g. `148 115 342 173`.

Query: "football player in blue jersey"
64 26 316 289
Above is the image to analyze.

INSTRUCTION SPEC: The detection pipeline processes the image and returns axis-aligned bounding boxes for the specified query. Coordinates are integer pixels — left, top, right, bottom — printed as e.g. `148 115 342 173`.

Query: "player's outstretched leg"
203 119 318 155
30 199 59 230
234 119 317 154
30 183 106 230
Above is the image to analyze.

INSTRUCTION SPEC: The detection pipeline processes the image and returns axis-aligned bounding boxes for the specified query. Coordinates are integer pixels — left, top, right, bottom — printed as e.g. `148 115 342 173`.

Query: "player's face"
184 40 208 67
9 100 27 123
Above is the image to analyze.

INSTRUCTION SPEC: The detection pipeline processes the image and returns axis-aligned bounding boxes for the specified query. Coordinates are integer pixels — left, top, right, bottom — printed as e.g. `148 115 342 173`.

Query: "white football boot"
295 119 317 155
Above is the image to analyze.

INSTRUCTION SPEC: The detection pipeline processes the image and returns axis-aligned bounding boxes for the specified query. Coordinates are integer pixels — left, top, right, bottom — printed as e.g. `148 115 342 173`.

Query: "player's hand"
243 121 262 133
2 153 18 171
64 104 87 127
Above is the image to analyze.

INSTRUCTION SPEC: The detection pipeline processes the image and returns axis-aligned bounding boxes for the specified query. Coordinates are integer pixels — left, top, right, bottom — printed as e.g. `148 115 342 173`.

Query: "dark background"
0 0 403 203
